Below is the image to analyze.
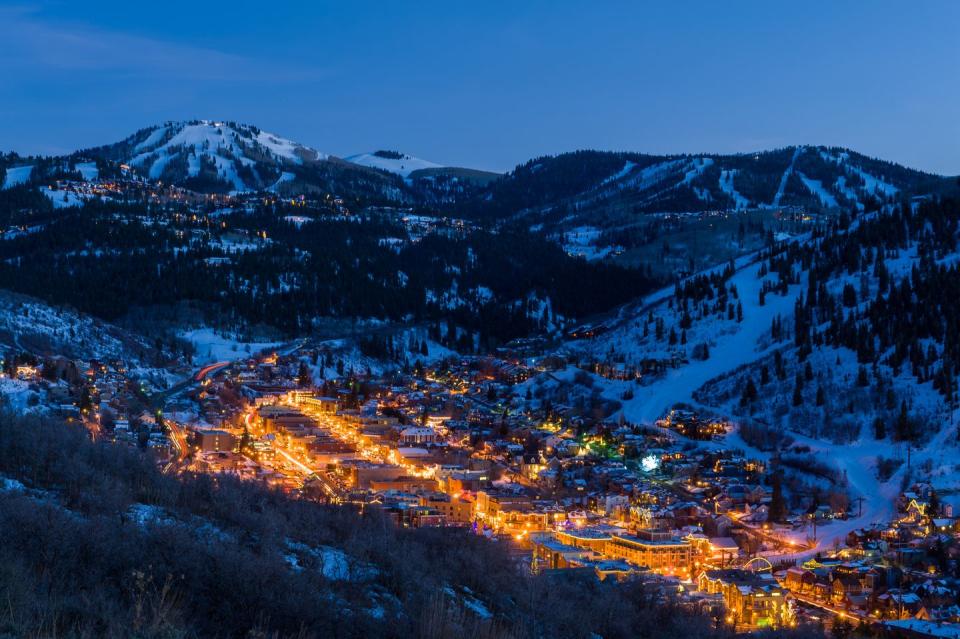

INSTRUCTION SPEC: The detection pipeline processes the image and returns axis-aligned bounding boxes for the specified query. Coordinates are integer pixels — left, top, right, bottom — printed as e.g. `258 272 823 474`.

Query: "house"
877 592 925 620
832 574 867 607
697 569 794 629
784 567 816 594
884 619 960 639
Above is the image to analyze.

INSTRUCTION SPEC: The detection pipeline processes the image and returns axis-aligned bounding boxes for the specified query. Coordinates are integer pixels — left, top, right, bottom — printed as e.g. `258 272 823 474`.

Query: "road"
275 446 315 476
151 337 308 473
193 361 231 382
789 591 864 624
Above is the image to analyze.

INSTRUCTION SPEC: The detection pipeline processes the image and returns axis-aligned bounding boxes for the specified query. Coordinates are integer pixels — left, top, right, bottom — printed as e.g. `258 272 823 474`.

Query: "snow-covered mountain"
344 150 442 177
81 120 414 198
133 121 325 170
95 120 325 191
5 125 954 216
467 146 955 223
538 194 960 553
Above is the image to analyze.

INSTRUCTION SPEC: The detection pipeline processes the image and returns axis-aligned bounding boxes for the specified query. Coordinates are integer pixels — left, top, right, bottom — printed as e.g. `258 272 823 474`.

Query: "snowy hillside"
476 146 954 234
180 327 283 366
89 120 328 192
345 150 441 177
0 289 170 370
539 197 960 552
1 165 34 189
72 120 431 200
584 146 920 213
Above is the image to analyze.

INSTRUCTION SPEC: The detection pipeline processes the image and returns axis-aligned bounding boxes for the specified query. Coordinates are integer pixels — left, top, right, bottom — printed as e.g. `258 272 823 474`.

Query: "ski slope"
618 260 802 423
2 165 33 189
344 152 441 177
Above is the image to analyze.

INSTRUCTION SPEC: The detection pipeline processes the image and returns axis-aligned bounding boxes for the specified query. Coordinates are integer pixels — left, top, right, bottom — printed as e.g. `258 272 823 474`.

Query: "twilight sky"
0 1 957 174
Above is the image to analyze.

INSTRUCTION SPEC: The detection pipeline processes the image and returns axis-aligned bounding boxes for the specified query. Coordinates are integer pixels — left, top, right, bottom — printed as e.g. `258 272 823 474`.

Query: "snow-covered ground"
180 328 282 365
283 214 314 227
561 226 616 261
345 152 441 177
719 169 750 209
75 161 99 181
306 330 457 382
772 146 802 207
2 165 33 189
562 247 795 423
679 157 714 186
41 187 91 208
553 212 960 553
623 272 799 423
0 377 40 412
601 161 637 185
0 292 153 364
127 121 326 191
269 171 296 192
797 172 839 209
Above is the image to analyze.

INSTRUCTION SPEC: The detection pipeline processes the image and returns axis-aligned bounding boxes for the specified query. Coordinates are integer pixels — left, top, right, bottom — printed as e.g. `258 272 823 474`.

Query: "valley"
2 122 960 638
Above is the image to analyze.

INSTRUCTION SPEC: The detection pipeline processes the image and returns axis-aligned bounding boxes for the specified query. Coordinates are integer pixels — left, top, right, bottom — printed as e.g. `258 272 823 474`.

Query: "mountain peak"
88 120 328 193
344 150 441 177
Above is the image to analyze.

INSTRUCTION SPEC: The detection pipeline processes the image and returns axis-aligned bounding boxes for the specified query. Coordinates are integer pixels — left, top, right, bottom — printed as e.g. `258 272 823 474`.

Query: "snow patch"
797 172 839 208
179 328 282 365
719 170 749 210
2 165 34 189
345 152 441 177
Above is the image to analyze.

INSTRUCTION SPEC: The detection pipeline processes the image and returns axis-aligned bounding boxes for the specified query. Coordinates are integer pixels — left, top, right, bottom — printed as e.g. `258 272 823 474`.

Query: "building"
369 476 439 493
419 492 475 524
604 530 692 577
555 528 613 552
341 462 405 488
697 569 794 629
531 533 596 571
399 426 437 445
194 429 236 453
299 395 339 414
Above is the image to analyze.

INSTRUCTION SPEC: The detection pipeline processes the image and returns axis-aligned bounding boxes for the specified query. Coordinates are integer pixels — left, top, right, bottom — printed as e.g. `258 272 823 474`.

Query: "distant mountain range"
1 120 957 218
79 121 502 202
461 147 958 224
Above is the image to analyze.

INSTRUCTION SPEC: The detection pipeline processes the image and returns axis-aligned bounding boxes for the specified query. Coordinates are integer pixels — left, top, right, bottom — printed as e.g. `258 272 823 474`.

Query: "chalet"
832 574 867 606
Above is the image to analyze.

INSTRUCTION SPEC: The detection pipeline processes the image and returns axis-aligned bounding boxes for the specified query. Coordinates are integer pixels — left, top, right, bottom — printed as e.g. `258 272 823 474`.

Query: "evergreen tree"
895 400 913 441
769 472 786 523
740 377 758 406
297 361 312 387
792 373 804 407
871 416 885 439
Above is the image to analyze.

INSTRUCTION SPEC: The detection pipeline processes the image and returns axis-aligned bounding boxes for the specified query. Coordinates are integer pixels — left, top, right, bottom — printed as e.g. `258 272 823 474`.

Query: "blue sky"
0 1 957 174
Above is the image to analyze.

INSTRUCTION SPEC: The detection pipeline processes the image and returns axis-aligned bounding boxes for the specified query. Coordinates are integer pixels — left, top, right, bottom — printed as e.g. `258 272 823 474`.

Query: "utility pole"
855 496 865 518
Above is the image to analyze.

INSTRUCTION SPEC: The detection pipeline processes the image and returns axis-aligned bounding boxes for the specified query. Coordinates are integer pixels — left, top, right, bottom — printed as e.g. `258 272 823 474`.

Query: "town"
6 335 960 639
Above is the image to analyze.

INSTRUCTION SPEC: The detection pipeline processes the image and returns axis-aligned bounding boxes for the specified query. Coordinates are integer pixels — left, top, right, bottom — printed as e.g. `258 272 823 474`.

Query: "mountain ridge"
3 123 957 220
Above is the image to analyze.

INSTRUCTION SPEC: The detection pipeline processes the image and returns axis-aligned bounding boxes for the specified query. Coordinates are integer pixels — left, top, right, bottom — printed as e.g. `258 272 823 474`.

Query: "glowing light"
641 454 661 473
